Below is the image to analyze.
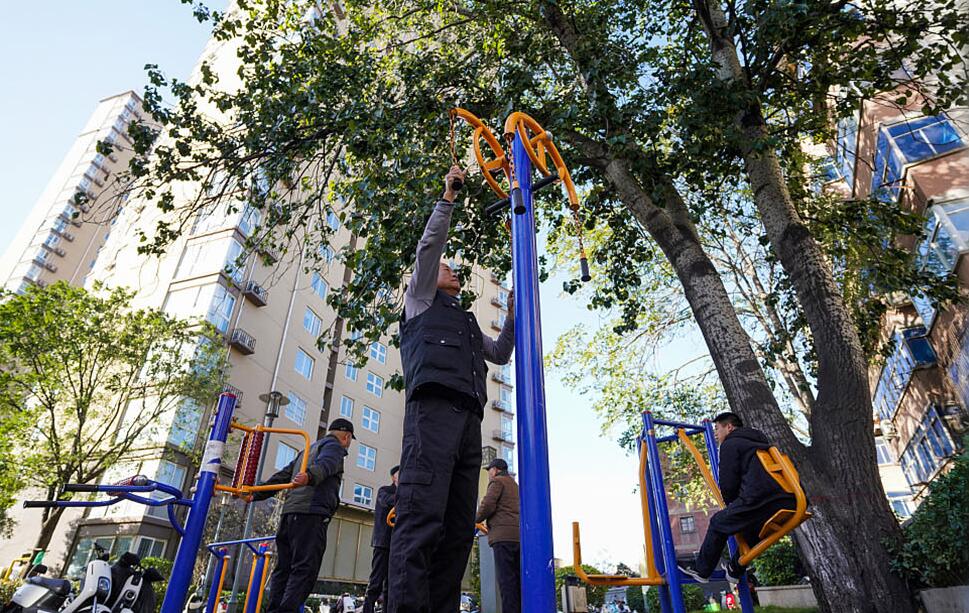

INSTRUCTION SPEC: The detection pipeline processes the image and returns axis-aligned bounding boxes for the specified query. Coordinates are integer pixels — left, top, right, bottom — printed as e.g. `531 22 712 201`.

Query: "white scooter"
4 544 114 613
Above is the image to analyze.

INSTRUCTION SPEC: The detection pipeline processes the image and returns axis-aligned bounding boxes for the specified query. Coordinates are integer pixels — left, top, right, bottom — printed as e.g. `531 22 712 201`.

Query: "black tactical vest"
400 290 488 411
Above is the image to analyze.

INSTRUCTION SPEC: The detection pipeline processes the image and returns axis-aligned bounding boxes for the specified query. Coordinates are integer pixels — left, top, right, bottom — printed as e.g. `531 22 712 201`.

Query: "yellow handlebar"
215 423 312 496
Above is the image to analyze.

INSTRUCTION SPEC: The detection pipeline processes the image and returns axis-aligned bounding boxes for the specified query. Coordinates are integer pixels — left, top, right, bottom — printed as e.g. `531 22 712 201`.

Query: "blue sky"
0 2 701 570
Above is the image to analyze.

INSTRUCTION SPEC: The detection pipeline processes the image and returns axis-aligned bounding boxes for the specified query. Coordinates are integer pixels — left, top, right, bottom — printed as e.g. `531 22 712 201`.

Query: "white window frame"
362 406 380 433
369 342 387 364
286 392 307 425
275 442 299 470
357 444 377 471
366 372 384 397
311 272 328 300
303 307 323 337
294 348 315 380
353 483 373 506
340 395 354 418
345 362 358 381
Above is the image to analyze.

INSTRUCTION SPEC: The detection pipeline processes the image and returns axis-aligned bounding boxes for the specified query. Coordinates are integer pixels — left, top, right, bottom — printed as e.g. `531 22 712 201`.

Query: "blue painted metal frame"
510 134 556 612
243 543 271 613
206 547 229 613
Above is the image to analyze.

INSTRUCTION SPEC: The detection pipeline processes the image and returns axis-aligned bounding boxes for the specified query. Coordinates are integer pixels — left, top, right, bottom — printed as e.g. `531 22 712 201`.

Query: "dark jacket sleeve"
252 455 296 501
307 440 345 485
475 479 503 523
718 438 743 505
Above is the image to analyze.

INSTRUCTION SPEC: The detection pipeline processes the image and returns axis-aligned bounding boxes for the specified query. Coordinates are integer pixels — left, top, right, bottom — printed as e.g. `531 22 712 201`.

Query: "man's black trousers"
695 497 796 576
265 513 329 613
492 541 521 613
387 394 482 613
363 546 389 613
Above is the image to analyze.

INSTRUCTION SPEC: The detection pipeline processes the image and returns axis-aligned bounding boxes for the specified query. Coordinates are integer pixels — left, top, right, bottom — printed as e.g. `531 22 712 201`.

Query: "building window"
135 537 166 560
366 372 384 397
238 205 262 237
294 348 315 380
875 437 894 465
303 307 323 337
345 362 358 381
311 273 328 300
318 244 335 265
286 392 307 425
900 405 956 487
275 442 299 470
224 239 246 285
340 395 354 418
887 492 914 519
679 516 697 534
498 290 509 308
44 233 61 249
369 342 387 364
499 387 512 405
326 209 340 231
205 285 236 333
835 114 859 192
872 116 964 202
362 406 380 433
357 444 377 471
872 327 936 420
501 445 515 472
501 415 514 440
353 484 373 506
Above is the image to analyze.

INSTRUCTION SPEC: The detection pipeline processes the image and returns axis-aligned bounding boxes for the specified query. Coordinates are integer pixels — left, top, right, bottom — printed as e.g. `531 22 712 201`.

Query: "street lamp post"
226 391 288 612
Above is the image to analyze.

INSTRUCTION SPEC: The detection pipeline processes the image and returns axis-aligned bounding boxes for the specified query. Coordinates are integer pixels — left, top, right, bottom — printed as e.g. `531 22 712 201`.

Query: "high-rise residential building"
0 92 155 294
826 97 969 509
0 30 517 598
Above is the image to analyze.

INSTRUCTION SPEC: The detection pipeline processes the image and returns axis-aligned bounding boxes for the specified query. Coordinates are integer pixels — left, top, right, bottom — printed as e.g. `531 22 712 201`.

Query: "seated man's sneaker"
725 559 745 584
677 563 709 583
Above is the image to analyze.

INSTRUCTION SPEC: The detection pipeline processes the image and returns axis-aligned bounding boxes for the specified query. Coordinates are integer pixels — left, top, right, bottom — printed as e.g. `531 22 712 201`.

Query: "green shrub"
888 444 969 588
646 584 705 611
752 537 801 586
140 557 173 613
1 579 23 605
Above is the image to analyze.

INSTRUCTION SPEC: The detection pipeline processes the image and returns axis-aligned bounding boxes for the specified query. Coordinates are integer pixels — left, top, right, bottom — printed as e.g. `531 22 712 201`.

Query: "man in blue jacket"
387 166 515 613
363 465 399 613
250 418 354 613
679 412 796 584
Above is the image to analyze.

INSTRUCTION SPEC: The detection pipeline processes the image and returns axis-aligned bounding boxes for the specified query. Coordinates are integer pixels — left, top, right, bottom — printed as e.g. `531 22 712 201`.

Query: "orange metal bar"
737 449 810 566
450 108 510 199
215 425 311 495
637 443 660 579
254 551 271 613
572 523 664 586
215 555 230 608
386 506 396 527
242 552 257 608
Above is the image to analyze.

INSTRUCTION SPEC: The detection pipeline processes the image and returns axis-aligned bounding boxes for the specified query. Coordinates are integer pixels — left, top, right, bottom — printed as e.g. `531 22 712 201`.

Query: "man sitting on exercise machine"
679 412 796 584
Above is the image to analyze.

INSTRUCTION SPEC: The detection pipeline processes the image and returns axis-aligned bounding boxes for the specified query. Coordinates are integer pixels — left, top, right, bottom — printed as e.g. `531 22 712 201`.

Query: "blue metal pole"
162 393 238 613
510 134 556 612
206 549 228 613
639 428 672 613
643 412 687 613
702 421 755 613
243 544 269 613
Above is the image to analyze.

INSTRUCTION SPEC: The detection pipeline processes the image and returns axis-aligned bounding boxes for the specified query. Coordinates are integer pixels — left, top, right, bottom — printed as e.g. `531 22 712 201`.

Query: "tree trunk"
691 2 915 610
34 506 67 554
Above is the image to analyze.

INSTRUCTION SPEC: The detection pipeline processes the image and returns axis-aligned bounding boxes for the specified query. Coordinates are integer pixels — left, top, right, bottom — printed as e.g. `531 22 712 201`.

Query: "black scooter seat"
27 576 72 597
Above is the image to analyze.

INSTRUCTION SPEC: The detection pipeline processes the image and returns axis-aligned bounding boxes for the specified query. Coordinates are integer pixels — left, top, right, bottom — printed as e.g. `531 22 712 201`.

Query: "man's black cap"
390 465 400 477
484 458 508 471
328 418 356 439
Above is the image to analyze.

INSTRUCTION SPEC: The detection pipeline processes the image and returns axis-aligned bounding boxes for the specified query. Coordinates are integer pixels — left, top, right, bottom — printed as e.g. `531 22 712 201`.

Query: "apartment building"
829 98 969 507
0 91 154 294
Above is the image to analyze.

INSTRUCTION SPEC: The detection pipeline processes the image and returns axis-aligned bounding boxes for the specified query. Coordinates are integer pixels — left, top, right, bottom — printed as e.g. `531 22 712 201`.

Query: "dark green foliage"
888 442 969 588
752 537 803 587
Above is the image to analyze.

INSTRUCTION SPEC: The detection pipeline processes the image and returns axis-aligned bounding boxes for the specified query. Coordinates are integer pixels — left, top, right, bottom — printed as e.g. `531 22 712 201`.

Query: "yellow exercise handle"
450 108 510 199
215 423 312 496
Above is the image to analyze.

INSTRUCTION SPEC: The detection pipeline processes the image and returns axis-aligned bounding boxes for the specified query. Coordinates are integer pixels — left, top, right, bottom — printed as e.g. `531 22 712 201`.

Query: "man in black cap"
248 418 354 613
388 166 516 613
363 465 399 613
678 412 797 584
475 458 520 613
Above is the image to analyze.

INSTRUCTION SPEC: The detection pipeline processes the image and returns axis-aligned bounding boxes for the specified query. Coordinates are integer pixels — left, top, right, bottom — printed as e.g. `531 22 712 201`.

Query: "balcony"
258 244 280 264
492 400 513 414
52 227 75 241
492 429 513 444
491 371 512 385
490 320 502 331
221 383 244 403
490 296 507 309
243 280 268 306
872 327 936 421
229 328 256 355
42 244 66 257
34 258 57 273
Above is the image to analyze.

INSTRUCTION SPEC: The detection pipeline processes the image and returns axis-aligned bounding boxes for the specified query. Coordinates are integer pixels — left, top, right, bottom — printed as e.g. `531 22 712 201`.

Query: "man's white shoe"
677 564 709 583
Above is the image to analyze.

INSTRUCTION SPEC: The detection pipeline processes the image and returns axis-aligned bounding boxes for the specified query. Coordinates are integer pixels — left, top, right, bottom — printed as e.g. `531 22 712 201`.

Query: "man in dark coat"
387 166 516 613
248 419 354 613
679 412 796 584
363 465 399 613
475 458 520 613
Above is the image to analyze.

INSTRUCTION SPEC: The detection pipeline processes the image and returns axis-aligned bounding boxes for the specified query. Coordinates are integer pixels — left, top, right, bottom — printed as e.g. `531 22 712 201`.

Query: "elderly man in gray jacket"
387 166 516 613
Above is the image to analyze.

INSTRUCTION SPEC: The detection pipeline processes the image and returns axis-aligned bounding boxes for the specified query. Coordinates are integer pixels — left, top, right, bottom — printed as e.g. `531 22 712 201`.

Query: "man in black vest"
363 465 399 613
387 166 516 613
248 419 354 613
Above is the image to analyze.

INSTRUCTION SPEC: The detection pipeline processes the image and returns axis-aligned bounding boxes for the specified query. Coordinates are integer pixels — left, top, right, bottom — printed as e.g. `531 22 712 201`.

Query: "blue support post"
702 421 755 613
643 412 687 613
510 134 556 612
161 393 238 613
639 432 673 613
243 544 269 613
206 549 228 613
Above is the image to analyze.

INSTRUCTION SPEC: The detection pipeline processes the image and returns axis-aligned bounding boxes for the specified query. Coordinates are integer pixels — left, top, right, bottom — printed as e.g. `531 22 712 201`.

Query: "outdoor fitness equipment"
571 414 811 613
23 393 311 613
204 537 275 613
449 108 594 612
384 506 489 534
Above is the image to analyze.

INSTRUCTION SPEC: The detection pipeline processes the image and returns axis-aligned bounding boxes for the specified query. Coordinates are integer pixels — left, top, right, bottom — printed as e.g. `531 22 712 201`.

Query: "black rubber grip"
485 198 510 217
580 257 591 282
449 178 464 192
532 172 560 192
23 501 60 508
512 188 525 215
61 484 99 493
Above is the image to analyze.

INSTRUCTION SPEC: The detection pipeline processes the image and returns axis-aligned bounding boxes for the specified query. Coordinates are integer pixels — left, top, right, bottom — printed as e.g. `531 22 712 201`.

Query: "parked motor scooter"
2 543 112 613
